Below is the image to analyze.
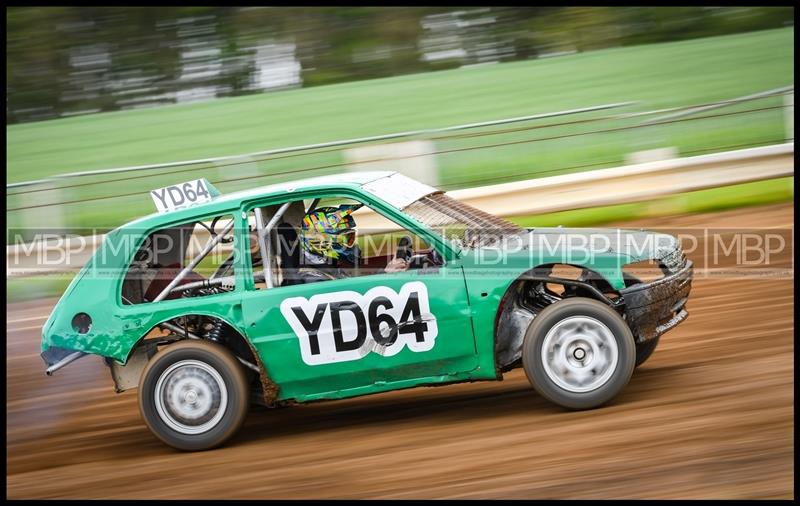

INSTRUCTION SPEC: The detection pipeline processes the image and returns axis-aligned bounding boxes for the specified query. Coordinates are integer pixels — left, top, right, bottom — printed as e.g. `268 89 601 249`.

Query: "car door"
239 194 478 402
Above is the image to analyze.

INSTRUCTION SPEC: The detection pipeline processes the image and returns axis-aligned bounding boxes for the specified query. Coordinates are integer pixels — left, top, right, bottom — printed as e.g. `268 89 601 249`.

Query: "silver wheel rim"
541 315 619 393
154 359 228 435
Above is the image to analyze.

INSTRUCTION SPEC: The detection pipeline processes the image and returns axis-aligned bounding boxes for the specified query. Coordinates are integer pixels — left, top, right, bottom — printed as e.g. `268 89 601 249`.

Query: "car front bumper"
620 260 693 343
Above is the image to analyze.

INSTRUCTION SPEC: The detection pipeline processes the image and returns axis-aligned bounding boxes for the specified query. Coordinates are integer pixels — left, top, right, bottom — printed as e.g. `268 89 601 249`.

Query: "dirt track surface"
7 203 794 499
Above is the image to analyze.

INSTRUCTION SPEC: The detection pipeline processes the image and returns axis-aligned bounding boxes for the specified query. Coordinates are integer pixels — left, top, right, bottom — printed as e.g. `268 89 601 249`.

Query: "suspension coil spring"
207 319 224 343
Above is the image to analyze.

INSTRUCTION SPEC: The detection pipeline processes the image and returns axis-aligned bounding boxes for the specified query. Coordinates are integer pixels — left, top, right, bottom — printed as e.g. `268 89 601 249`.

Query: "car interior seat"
257 200 307 287
277 200 307 286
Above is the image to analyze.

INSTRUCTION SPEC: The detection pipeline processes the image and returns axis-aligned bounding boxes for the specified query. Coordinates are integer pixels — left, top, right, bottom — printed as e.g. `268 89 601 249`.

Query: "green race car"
41 172 692 450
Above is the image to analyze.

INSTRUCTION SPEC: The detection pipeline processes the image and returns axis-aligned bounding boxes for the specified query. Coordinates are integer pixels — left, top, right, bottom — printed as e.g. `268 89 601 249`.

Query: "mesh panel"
404 193 524 248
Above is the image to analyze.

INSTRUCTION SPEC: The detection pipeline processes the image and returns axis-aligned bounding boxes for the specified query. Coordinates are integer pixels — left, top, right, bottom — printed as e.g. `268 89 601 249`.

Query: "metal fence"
5 85 794 239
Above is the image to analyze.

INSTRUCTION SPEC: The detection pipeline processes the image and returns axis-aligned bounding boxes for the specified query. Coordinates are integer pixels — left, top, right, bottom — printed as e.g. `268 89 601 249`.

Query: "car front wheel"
522 297 635 410
634 336 660 367
138 340 250 451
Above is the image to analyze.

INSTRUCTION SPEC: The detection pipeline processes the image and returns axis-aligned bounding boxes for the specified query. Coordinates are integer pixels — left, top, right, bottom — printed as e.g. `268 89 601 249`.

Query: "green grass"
508 177 794 228
8 177 793 303
5 27 794 234
7 275 73 304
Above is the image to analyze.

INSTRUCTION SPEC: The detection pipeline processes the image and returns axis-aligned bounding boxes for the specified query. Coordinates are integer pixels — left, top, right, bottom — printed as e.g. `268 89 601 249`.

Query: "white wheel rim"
541 315 619 393
154 359 228 435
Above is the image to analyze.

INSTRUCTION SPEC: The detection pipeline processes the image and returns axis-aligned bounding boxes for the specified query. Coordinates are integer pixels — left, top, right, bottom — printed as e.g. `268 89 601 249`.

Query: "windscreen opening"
402 193 524 248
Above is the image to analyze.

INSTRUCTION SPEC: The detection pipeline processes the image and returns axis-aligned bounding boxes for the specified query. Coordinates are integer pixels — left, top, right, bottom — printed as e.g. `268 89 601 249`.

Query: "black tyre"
634 336 660 367
138 340 250 451
522 297 636 410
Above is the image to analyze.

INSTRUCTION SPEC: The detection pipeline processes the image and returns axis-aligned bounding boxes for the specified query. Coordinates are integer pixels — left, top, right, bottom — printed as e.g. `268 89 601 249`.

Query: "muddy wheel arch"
492 264 624 376
109 313 279 407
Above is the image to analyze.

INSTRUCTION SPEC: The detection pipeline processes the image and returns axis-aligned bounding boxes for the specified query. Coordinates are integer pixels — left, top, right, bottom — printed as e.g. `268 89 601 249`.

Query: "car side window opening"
121 213 237 304
247 195 444 290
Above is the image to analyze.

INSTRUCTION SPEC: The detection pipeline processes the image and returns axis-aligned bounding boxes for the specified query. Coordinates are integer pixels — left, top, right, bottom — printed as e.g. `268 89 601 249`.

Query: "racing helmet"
300 204 362 264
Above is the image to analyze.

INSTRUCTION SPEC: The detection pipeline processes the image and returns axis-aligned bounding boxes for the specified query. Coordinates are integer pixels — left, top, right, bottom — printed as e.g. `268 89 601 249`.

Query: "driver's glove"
384 257 409 273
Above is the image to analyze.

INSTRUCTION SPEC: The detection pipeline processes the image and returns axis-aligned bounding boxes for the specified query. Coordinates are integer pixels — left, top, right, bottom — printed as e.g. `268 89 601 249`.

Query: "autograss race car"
41 172 692 451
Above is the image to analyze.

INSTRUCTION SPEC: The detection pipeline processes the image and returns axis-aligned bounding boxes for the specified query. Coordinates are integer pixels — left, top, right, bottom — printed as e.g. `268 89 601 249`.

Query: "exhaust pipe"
45 351 88 376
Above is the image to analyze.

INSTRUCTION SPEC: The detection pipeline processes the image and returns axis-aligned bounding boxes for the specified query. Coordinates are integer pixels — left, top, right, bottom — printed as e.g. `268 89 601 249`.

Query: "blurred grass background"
8 28 792 181
6 27 794 235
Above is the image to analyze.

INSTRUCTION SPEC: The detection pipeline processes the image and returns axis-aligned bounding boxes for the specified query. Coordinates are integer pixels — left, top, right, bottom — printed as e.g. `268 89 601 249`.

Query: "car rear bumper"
620 260 693 343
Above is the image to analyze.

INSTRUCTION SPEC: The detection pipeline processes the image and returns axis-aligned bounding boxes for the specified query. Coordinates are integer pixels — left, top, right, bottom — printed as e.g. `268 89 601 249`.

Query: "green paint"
41 172 689 403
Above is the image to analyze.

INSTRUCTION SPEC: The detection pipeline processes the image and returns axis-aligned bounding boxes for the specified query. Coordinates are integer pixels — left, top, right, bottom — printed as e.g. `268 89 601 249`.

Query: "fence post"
344 140 439 186
214 156 259 193
23 182 65 239
785 92 794 142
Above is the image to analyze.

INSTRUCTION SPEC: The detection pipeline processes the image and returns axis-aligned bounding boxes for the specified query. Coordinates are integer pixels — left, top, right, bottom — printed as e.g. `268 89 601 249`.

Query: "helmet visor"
335 230 356 248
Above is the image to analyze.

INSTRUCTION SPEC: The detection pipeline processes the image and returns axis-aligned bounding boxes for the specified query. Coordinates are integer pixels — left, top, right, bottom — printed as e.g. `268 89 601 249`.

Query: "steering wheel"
209 216 235 244
429 248 443 267
396 235 439 269
396 235 413 262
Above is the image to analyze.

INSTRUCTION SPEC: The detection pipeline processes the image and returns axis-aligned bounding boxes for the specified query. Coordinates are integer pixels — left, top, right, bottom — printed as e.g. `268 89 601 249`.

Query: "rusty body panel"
621 261 694 343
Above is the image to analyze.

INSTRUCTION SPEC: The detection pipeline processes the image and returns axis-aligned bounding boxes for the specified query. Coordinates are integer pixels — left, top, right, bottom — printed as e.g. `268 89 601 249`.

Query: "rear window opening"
121 214 236 304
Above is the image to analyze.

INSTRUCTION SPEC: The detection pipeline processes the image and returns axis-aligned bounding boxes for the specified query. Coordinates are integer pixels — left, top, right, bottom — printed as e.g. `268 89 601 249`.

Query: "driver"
299 204 408 282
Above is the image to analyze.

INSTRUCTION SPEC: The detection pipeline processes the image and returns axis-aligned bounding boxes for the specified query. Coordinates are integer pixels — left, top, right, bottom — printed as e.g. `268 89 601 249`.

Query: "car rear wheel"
522 297 635 410
138 340 249 451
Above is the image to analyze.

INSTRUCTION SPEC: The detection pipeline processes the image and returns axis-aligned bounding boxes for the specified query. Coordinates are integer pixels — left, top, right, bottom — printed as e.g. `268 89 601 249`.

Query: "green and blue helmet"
300 204 362 263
